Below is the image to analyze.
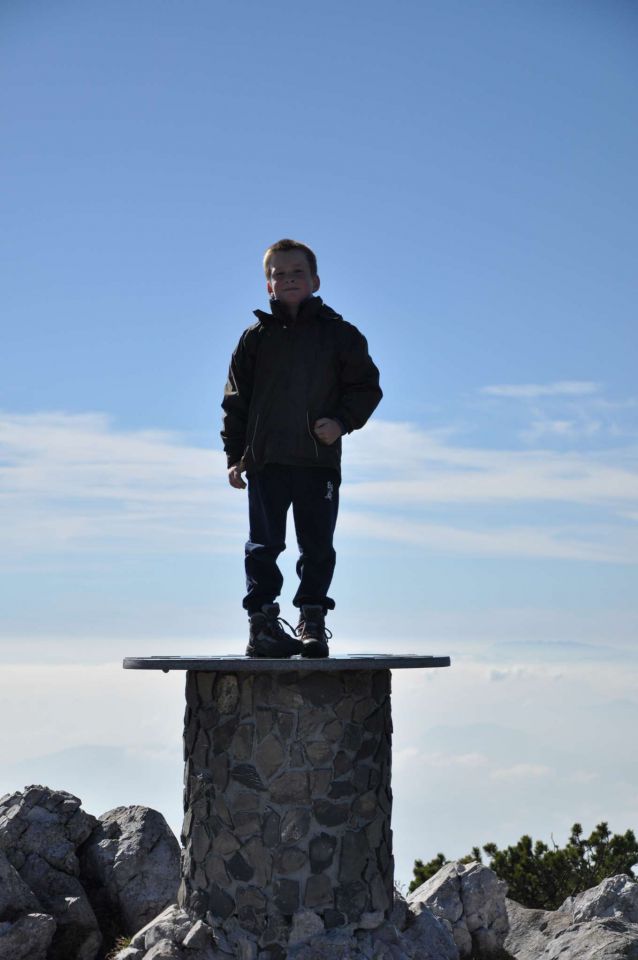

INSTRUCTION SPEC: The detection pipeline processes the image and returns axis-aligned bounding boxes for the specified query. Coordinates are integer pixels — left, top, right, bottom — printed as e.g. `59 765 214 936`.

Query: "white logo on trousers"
325 481 334 501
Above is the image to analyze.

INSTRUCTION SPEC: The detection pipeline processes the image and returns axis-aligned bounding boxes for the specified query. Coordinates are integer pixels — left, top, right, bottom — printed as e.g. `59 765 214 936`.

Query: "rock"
129 904 192 950
289 908 325 945
80 805 180 941
504 898 571 959
0 786 101 960
403 904 461 960
390 885 409 931
0 849 40 919
505 883 638 960
560 874 638 924
0 912 56 960
408 861 508 957
544 916 638 959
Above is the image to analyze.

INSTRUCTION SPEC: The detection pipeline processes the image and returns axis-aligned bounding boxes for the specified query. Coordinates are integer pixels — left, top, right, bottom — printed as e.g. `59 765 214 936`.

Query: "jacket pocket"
306 411 319 459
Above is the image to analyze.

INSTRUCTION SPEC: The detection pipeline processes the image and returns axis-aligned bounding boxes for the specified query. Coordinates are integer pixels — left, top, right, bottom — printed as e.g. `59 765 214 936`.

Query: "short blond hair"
263 239 318 279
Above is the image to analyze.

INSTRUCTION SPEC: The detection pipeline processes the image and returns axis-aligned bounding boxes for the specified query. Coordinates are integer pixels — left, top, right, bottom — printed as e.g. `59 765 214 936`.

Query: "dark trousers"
244 464 340 615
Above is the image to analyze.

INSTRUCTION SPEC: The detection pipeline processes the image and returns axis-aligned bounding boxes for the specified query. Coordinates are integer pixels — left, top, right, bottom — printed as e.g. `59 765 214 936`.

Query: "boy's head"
263 239 320 312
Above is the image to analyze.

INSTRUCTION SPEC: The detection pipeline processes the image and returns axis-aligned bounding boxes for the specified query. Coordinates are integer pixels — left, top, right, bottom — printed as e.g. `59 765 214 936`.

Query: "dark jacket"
221 296 382 475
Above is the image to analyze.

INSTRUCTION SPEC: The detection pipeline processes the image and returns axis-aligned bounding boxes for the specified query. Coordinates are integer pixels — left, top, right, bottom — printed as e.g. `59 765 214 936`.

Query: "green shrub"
410 822 638 910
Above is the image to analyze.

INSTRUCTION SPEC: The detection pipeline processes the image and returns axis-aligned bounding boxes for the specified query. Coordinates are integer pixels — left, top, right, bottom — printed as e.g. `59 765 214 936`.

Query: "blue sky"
1 0 637 884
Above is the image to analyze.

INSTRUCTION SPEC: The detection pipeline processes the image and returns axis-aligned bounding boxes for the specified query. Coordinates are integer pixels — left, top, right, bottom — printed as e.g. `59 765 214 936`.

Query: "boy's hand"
228 462 247 489
314 418 343 446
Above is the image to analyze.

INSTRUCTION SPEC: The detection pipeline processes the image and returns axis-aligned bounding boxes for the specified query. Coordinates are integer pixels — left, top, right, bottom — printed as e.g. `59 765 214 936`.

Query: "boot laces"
296 613 333 641
264 609 297 639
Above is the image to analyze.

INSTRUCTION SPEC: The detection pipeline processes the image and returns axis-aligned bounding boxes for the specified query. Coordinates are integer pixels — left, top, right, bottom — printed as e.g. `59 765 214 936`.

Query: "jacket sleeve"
221 329 256 467
334 323 382 433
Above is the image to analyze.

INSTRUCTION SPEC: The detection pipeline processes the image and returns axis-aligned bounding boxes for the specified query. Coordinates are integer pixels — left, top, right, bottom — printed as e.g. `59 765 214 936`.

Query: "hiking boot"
297 604 331 658
246 603 302 658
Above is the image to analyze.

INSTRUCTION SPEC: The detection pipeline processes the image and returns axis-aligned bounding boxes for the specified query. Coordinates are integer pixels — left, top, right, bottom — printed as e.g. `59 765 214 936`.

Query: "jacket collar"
254 295 327 326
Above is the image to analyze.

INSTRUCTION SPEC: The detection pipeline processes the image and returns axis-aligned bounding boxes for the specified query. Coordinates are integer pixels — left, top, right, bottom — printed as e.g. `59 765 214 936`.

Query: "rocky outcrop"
505 874 638 959
559 873 638 924
407 860 509 956
0 785 101 960
80 805 180 941
0 786 180 960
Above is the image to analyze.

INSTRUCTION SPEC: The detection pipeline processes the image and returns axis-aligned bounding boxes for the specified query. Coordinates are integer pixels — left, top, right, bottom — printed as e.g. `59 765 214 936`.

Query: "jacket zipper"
307 411 319 458
250 413 260 461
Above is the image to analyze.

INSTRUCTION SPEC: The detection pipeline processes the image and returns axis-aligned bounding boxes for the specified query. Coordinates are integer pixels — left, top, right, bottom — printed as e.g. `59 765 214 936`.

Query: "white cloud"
0 411 244 557
491 763 552 781
1 409 637 565
481 381 602 399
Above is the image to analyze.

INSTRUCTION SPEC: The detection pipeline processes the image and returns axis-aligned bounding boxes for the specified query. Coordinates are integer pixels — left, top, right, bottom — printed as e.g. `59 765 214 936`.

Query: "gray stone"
545 917 638 959
80 804 181 942
241 837 273 888
182 918 215 950
322 720 344 742
262 810 281 848
211 827 240 856
352 698 378 723
305 874 334 909
309 834 337 874
297 708 331 739
281 809 311 844
0 849 40 919
408 860 508 957
14 843 101 960
339 831 369 883
236 886 266 912
343 723 363 753
291 742 306 767
0 912 56 960
129 904 191 949
561 874 638 924
305 743 334 765
504 899 571 959
298 674 342 707
231 764 266 791
404 905 460 960
234 812 262 839
310 771 332 796
144 939 183 960
333 752 351 777
274 711 295 740
335 881 367 922
196 672 215 703
313 801 350 827
256 707 273 741
256 734 285 780
270 772 310 804
274 878 300 915
334 698 354 722
356 911 384 930
233 793 261 813
274 847 307 873
289 908 325 945
204 855 230 886
209 884 234 921
210 755 229 791
215 675 239 714
231 724 255 761
228 852 253 882
353 791 378 821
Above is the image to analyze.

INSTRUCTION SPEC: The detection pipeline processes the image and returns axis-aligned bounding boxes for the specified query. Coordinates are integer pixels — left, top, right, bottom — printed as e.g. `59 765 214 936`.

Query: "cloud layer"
1 400 637 565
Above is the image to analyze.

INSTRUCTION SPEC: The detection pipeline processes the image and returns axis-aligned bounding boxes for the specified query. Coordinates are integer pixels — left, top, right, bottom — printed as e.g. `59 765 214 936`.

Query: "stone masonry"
178 668 394 953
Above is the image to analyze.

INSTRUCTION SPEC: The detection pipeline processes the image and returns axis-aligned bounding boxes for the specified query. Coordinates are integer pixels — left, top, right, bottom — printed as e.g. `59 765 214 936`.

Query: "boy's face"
266 250 320 311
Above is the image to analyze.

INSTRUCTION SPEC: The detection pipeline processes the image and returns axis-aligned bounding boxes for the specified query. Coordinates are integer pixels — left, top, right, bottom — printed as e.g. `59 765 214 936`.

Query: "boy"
221 239 381 658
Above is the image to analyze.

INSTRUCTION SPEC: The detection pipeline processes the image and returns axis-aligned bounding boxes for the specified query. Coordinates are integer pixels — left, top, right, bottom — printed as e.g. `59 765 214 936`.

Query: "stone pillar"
178 668 393 951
